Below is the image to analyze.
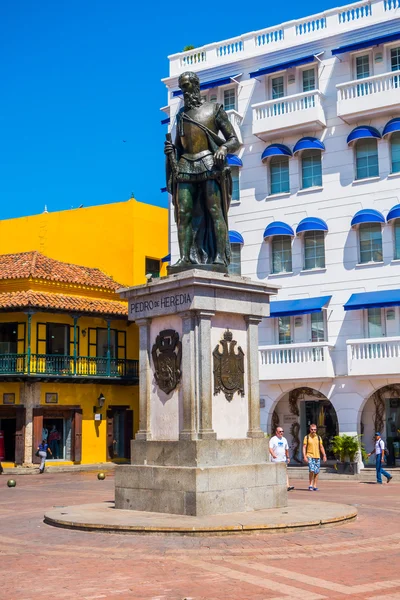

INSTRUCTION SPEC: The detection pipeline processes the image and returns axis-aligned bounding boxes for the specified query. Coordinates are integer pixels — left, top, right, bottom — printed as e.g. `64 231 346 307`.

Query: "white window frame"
298 149 323 191
353 138 379 181
357 222 384 264
270 236 293 275
221 85 237 111
363 308 387 338
200 83 239 110
352 50 373 79
268 155 291 196
274 312 327 344
275 315 292 344
386 42 400 72
230 166 240 203
307 312 327 342
268 72 286 100
302 230 326 270
298 64 318 93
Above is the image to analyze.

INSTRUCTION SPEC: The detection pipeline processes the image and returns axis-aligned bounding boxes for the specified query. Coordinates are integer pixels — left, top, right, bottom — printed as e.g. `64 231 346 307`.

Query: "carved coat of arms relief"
151 329 182 394
213 329 245 402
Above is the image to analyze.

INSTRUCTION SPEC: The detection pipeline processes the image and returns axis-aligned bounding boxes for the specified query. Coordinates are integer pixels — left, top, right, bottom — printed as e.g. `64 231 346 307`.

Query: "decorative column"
73 315 79 375
26 312 32 375
135 318 152 440
197 310 216 440
179 312 197 440
106 318 111 376
245 316 264 438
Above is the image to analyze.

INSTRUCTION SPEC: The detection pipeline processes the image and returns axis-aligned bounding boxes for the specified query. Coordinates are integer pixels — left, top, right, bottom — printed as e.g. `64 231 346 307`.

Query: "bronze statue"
165 71 240 272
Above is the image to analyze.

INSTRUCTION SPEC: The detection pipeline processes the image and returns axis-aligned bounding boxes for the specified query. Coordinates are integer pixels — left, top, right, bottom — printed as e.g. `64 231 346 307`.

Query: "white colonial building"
162 0 400 464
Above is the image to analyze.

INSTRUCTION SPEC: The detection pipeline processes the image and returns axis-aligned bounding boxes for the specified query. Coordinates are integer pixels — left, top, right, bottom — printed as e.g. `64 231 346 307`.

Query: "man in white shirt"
269 426 294 491
367 432 393 484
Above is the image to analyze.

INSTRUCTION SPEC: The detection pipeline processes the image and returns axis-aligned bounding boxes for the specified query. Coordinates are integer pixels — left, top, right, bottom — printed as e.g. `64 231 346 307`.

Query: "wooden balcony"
0 353 139 383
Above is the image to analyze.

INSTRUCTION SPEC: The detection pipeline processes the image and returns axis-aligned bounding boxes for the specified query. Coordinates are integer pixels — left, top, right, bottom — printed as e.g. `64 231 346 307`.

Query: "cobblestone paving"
1 472 399 599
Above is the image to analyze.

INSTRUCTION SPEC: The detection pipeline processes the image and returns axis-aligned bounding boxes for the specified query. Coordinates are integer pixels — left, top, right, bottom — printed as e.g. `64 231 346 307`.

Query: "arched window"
391 132 400 174
270 156 290 195
394 218 400 260
301 150 322 189
303 231 325 269
271 235 292 274
359 222 382 263
355 139 379 180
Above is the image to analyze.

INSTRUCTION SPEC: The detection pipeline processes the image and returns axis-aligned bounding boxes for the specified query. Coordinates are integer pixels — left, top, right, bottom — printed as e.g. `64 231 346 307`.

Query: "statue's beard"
184 91 203 109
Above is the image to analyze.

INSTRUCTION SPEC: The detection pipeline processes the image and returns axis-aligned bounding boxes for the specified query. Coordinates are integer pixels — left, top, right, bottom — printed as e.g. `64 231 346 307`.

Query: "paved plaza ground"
0 472 399 600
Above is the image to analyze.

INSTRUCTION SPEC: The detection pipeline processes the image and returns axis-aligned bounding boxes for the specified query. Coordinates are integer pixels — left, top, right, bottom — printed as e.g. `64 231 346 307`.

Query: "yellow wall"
0 198 168 286
40 382 139 464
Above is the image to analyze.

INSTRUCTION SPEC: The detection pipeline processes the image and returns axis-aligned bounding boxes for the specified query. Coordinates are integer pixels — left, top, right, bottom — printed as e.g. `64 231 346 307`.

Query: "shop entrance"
32 407 82 464
43 418 65 460
0 406 25 464
301 399 338 460
107 407 133 460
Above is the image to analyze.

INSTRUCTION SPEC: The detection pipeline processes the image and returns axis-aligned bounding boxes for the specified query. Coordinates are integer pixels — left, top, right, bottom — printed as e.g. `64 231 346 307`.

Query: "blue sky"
0 0 350 220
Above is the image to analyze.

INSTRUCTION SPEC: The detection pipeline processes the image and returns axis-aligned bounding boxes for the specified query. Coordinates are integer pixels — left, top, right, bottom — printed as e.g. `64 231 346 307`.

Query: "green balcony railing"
0 353 138 380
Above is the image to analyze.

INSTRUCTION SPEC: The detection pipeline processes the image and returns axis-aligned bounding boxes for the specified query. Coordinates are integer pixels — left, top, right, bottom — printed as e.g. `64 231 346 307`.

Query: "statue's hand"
214 145 228 167
164 141 175 156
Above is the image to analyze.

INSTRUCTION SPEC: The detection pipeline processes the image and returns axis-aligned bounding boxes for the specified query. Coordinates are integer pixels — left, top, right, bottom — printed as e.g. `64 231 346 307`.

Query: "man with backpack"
367 432 393 484
303 424 327 491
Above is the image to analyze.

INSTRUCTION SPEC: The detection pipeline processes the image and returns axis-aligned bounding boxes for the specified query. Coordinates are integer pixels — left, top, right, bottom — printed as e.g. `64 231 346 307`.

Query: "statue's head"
178 71 202 109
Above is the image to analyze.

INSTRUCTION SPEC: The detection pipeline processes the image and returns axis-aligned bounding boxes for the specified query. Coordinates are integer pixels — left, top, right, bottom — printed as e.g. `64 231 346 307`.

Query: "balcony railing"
252 90 326 140
259 342 335 381
337 71 400 122
168 0 394 76
0 353 139 381
347 337 400 376
226 109 244 144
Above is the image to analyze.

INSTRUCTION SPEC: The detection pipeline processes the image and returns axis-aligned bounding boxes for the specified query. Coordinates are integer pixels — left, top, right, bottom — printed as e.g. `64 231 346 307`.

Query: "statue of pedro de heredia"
165 71 240 272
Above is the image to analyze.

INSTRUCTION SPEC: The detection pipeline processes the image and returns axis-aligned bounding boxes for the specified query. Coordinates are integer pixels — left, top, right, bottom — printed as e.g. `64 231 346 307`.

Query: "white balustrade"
168 0 388 76
338 2 372 23
226 109 244 143
296 17 327 36
347 337 400 376
337 71 400 120
255 28 284 46
259 342 334 380
252 90 326 139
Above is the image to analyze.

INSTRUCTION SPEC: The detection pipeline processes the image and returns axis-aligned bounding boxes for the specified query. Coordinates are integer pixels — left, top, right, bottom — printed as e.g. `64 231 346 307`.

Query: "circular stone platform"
44 499 357 535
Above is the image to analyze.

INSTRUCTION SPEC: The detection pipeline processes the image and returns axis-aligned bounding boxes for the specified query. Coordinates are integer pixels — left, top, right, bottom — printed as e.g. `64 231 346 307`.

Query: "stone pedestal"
116 269 284 516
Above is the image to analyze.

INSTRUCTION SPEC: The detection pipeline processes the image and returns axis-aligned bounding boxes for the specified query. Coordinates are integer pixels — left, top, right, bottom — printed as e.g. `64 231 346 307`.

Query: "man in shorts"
269 426 294 491
303 423 326 491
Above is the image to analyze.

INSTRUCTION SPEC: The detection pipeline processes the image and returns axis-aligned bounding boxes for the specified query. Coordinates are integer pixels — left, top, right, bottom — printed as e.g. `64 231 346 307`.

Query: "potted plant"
332 434 363 475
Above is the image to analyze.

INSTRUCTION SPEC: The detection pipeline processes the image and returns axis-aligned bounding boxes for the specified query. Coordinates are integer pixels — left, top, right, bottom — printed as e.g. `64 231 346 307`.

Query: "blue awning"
387 204 400 222
332 31 400 56
249 54 317 78
383 118 400 138
161 117 170 125
264 222 294 239
261 144 292 161
160 187 167 193
269 295 332 318
347 126 381 144
161 254 171 263
293 137 325 154
344 289 400 311
229 230 244 245
172 74 240 97
351 208 385 227
296 217 328 234
226 154 243 167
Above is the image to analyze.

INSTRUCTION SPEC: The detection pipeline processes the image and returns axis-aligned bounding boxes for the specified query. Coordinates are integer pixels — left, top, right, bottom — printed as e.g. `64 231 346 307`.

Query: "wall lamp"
93 392 106 414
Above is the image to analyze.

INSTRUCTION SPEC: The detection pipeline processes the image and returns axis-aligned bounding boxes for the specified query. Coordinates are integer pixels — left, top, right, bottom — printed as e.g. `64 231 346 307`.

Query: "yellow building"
0 198 169 286
0 251 139 467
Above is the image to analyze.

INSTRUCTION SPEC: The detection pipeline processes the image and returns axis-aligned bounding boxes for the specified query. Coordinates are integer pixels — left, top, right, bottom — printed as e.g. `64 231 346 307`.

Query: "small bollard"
7 479 16 488
97 472 106 480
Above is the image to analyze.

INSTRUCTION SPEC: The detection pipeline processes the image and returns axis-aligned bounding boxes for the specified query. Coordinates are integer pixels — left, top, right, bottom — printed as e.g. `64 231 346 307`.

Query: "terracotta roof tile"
0 251 124 290
0 290 128 317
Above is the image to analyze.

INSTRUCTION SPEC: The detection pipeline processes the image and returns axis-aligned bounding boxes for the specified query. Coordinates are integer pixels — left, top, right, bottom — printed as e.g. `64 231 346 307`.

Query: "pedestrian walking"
303 423 327 491
37 439 52 474
269 426 294 491
367 432 393 484
48 424 61 459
